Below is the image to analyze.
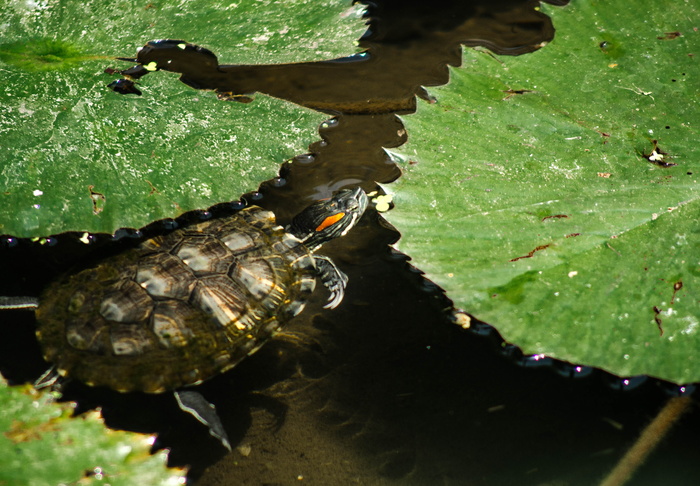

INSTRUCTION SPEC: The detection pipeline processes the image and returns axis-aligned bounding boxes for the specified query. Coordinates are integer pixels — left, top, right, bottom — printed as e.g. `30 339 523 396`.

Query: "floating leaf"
0 378 183 486
0 0 365 237
388 0 700 383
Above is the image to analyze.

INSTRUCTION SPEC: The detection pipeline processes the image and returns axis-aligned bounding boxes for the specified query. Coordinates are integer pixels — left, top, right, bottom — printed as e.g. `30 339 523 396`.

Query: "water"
1 0 699 484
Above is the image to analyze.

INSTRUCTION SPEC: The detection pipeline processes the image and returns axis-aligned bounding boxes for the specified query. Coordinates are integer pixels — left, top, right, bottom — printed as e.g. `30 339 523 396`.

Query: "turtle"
0 187 368 449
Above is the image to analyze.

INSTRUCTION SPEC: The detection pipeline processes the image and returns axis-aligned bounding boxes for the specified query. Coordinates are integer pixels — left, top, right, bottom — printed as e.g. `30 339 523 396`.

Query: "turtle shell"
35 207 316 394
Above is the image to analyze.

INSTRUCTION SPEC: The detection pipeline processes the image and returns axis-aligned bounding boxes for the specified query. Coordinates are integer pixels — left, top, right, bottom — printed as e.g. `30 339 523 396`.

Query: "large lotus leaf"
0 0 365 237
388 0 700 384
0 378 183 486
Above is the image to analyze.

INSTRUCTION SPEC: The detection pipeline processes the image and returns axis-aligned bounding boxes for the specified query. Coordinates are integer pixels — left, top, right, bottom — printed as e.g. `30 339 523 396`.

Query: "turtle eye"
315 212 345 232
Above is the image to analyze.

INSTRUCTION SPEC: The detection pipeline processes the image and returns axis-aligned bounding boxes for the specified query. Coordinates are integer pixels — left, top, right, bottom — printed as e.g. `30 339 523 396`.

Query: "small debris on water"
602 417 624 431
236 444 252 457
653 305 664 336
641 140 677 167
88 185 106 215
670 280 684 305
509 244 551 262
452 311 471 329
541 214 568 221
657 31 682 40
372 194 393 212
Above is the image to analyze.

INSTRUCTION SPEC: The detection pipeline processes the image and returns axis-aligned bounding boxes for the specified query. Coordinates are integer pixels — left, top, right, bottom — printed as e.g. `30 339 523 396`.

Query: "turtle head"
287 187 368 251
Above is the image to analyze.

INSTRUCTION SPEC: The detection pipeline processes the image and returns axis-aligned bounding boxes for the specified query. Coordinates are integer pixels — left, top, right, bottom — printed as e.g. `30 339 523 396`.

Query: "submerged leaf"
388 0 700 383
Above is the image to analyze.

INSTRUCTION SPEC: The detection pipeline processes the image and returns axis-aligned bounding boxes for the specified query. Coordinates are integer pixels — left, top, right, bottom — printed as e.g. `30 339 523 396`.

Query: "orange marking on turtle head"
316 213 345 232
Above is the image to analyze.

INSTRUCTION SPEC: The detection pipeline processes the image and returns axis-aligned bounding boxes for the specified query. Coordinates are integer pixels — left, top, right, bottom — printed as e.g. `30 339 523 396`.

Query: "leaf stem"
599 396 692 486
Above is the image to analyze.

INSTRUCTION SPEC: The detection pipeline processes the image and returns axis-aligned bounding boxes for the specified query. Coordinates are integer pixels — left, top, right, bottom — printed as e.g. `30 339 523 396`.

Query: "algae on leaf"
0 0 366 237
0 379 184 486
388 0 700 383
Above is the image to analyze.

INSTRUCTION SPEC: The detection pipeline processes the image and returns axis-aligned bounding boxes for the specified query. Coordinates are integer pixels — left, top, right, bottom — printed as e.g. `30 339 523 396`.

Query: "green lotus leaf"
0 378 183 486
388 0 700 383
0 0 365 237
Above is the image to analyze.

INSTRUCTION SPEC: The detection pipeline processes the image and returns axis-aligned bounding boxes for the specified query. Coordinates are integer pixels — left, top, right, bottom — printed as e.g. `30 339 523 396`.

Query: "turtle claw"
314 255 349 309
174 390 231 451
34 367 63 390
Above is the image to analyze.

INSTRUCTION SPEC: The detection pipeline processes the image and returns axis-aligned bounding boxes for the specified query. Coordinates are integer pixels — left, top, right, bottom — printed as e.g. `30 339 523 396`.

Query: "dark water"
1 0 699 484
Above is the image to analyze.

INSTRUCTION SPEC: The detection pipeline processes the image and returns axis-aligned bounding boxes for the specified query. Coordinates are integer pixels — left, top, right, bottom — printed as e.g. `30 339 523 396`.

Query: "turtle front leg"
313 255 349 309
174 390 231 451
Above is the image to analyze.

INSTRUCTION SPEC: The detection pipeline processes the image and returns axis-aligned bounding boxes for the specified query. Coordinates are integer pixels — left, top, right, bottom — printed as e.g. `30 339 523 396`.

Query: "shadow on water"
1 0 699 484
